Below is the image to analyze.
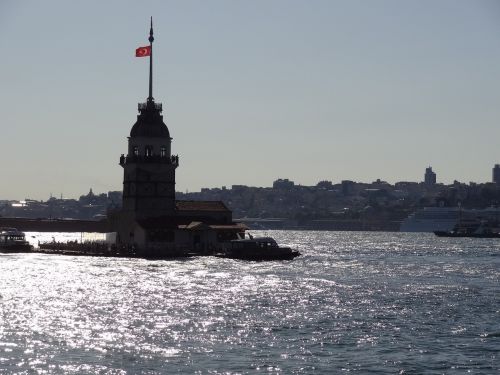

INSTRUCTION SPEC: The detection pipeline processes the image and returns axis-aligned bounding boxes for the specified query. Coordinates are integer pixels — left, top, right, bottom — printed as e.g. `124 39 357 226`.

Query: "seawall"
0 217 110 233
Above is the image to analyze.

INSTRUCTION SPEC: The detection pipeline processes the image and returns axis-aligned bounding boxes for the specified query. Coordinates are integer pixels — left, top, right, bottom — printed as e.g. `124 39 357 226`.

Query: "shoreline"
0 216 401 233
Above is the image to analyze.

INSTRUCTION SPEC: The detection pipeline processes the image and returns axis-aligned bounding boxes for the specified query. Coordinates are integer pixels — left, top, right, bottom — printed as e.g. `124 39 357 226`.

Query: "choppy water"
0 231 499 374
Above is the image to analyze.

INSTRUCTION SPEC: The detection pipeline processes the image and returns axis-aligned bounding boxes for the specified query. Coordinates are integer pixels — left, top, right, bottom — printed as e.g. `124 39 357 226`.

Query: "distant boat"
0 228 33 253
434 222 500 238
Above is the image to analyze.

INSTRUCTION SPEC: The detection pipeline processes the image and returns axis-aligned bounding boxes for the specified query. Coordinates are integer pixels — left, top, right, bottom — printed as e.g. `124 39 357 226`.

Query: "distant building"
493 164 500 185
107 191 122 208
316 180 333 189
372 179 390 188
273 178 295 190
424 167 436 185
231 185 249 191
341 180 355 196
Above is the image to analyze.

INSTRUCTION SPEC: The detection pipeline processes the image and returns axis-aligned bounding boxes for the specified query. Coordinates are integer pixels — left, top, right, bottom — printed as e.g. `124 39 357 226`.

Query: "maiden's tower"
115 19 244 256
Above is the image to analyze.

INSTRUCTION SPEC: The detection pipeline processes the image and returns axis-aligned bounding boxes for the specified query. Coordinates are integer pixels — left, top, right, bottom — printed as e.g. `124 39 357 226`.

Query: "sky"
1 0 500 200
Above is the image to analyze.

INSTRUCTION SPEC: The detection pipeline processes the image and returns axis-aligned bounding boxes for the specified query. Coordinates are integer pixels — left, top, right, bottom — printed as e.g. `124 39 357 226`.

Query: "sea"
0 231 499 374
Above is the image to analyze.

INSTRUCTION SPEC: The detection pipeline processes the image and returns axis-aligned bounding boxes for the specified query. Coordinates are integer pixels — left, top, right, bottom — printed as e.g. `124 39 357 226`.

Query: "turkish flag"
135 46 151 57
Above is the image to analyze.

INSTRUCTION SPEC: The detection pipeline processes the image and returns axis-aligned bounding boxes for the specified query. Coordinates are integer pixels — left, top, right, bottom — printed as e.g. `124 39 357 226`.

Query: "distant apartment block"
341 180 355 196
424 167 436 185
493 164 500 185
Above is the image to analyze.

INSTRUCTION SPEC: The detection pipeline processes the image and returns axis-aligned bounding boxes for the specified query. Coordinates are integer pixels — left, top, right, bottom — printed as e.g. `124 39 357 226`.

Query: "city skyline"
3 169 500 203
1 1 500 200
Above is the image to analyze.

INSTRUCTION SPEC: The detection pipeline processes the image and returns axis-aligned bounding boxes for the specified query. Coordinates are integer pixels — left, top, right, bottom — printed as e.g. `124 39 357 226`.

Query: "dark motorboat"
218 236 301 261
0 228 33 253
434 230 500 238
434 222 500 238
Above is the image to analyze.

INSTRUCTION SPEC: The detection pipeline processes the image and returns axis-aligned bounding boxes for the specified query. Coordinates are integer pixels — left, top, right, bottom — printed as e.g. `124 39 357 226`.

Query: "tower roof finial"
148 16 154 103
149 16 154 43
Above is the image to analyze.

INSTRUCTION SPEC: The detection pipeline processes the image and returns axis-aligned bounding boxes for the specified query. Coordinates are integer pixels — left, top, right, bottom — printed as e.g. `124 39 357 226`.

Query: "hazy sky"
1 0 500 200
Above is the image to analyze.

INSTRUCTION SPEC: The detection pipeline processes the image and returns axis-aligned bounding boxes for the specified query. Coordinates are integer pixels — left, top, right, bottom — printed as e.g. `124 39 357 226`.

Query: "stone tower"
119 18 178 220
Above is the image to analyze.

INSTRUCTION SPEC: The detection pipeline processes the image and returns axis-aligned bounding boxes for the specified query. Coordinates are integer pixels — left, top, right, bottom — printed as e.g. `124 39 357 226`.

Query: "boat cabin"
231 237 279 250
0 228 27 244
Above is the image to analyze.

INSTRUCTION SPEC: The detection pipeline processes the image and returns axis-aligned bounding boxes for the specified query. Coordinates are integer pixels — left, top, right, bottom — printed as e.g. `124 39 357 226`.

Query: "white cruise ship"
400 207 459 232
400 206 500 232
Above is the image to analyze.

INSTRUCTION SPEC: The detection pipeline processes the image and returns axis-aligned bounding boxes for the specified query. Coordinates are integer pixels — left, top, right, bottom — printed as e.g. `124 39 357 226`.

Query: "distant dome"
130 102 170 138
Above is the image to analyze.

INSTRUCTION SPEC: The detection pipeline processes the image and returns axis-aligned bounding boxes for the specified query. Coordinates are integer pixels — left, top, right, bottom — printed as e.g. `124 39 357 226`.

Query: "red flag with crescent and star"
135 46 151 57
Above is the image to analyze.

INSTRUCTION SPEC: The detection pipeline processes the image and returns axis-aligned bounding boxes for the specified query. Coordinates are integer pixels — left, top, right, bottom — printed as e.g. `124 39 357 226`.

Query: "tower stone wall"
119 101 178 220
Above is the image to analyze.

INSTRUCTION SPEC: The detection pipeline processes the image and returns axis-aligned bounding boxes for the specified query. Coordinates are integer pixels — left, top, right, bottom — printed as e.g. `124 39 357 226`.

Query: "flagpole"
148 16 154 103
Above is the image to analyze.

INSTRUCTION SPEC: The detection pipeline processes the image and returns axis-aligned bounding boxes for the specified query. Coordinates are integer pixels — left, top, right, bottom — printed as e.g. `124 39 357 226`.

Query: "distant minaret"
424 166 436 185
119 18 179 219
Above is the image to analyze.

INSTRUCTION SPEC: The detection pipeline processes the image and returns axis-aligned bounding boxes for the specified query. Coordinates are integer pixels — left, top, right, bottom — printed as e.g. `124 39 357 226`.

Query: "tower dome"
130 101 170 138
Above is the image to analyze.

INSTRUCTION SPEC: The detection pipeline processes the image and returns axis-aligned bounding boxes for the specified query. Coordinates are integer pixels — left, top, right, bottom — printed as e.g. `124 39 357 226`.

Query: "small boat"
434 222 500 238
0 228 33 253
218 235 301 260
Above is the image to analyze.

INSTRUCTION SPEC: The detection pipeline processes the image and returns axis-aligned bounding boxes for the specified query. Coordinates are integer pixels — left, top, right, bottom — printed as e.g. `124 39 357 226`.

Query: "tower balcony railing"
138 102 162 112
119 154 179 167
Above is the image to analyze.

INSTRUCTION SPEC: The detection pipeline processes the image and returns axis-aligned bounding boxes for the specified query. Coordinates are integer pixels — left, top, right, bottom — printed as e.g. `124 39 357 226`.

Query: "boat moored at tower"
0 228 33 253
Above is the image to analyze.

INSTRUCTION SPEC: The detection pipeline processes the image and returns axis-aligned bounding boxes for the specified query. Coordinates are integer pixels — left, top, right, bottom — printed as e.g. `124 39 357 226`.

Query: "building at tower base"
114 198 245 257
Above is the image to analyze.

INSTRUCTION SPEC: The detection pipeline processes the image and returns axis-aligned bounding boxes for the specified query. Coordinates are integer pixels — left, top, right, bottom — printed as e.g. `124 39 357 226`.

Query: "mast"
148 16 154 103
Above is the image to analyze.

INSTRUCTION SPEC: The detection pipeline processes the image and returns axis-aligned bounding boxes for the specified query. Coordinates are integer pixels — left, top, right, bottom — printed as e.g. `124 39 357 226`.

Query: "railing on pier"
138 102 162 112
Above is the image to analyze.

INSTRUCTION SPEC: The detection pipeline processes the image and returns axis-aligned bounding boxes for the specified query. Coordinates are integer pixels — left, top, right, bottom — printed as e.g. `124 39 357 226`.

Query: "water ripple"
0 231 499 373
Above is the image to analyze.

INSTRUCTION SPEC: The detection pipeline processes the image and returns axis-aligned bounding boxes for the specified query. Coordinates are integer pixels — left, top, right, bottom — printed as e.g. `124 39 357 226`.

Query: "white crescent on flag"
135 46 151 57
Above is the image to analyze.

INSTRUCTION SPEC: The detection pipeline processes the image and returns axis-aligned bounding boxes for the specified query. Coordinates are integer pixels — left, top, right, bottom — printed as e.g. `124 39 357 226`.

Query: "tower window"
160 147 166 157
133 146 139 156
145 146 153 157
